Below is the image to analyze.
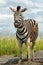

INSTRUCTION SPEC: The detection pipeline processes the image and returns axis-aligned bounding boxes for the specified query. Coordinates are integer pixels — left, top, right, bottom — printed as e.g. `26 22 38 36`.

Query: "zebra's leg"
26 38 30 61
18 42 22 63
31 41 35 61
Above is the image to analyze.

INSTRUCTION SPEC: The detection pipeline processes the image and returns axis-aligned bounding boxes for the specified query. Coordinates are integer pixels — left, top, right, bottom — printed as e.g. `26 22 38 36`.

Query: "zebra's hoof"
31 58 34 61
27 58 31 62
18 59 22 64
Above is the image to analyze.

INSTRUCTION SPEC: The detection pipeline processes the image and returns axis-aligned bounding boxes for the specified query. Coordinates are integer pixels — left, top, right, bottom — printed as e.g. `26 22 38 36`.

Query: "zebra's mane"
17 6 21 11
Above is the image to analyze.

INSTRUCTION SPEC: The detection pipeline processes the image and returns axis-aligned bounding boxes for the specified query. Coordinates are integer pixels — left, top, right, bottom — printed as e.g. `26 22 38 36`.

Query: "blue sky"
0 0 43 37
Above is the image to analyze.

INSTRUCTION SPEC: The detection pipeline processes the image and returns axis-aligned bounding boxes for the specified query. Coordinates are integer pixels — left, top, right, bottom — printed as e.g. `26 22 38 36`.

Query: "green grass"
0 37 43 56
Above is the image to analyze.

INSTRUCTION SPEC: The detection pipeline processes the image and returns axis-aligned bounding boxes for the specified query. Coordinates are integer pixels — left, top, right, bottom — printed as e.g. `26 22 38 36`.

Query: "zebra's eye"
19 15 21 16
19 19 21 21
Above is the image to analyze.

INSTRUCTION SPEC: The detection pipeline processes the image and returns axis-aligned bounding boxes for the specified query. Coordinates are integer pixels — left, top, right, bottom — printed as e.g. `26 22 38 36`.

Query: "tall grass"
0 37 43 56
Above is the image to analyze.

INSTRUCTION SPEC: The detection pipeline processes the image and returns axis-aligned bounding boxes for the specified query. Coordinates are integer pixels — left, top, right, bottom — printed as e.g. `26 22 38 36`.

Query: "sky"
0 0 43 37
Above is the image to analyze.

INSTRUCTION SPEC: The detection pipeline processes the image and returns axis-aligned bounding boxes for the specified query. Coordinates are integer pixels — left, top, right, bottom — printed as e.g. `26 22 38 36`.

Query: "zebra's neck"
17 25 27 35
16 25 29 41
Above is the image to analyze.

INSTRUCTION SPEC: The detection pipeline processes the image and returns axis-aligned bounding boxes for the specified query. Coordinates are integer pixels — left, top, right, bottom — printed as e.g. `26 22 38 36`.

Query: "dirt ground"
0 51 43 65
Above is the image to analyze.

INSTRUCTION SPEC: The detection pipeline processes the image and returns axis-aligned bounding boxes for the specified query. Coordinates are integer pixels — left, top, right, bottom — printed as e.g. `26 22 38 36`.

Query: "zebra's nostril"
15 20 18 23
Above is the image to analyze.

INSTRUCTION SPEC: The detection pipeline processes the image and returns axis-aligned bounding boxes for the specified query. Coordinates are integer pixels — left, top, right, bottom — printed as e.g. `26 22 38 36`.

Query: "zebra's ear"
10 7 15 12
21 8 27 12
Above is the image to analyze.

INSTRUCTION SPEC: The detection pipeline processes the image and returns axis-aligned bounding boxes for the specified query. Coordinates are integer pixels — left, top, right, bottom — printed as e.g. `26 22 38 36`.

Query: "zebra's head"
10 6 27 28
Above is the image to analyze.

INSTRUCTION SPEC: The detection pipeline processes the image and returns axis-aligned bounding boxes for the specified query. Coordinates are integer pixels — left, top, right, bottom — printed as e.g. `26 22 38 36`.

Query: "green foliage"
35 38 43 51
0 38 19 56
0 37 43 56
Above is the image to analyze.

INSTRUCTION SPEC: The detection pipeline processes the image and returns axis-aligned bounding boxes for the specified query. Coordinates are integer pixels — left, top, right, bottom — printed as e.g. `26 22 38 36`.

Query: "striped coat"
10 6 38 62
16 19 38 43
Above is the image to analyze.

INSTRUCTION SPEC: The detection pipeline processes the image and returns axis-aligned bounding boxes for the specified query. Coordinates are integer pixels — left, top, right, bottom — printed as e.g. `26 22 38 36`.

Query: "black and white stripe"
15 18 38 43
16 23 29 42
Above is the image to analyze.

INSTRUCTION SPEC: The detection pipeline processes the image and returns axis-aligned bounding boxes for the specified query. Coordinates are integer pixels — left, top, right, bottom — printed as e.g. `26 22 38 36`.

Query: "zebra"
10 6 38 63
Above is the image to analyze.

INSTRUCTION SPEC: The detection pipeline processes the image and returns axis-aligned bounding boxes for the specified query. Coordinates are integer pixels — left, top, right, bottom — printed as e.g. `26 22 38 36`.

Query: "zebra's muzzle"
15 20 18 23
14 20 20 27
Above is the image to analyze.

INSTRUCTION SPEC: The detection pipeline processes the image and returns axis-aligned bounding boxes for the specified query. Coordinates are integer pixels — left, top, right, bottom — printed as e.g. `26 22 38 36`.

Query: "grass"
0 37 43 56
